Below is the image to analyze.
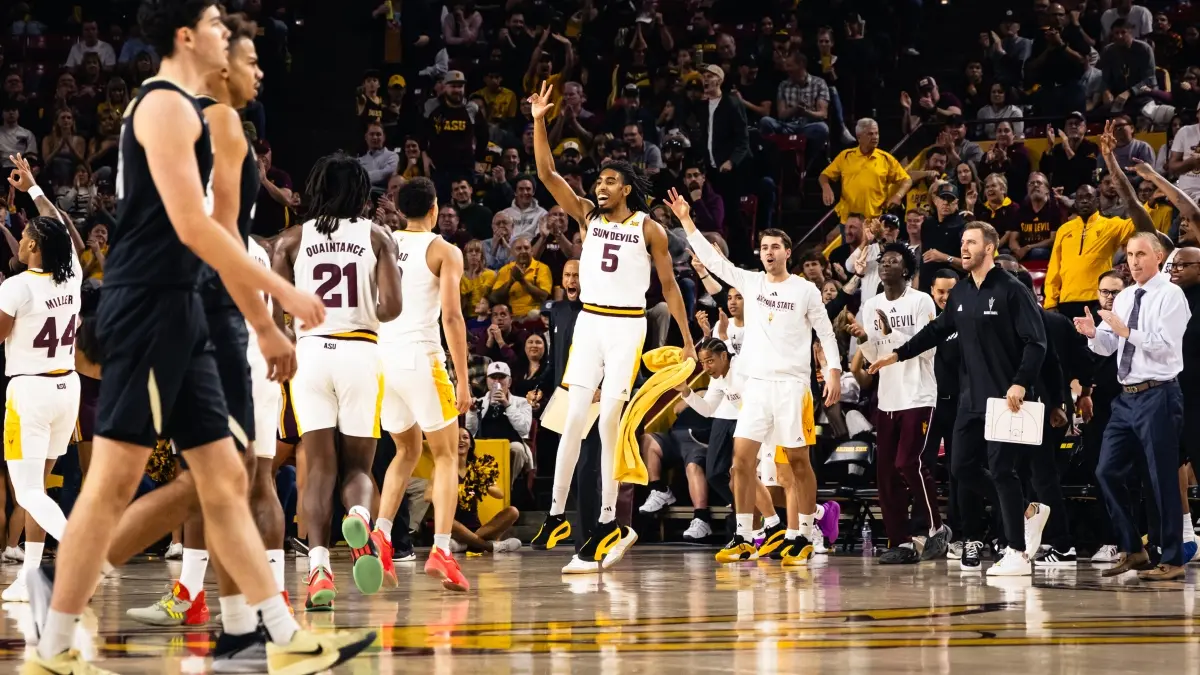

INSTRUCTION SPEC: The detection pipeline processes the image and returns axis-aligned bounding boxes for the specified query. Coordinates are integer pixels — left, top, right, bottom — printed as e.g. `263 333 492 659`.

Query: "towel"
614 347 697 485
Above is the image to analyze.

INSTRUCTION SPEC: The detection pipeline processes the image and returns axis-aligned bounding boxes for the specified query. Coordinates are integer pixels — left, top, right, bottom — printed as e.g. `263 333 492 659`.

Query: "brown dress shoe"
1138 564 1186 581
1101 549 1151 577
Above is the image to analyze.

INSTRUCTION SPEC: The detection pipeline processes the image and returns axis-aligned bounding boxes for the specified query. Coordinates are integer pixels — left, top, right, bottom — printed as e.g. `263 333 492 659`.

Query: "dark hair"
682 156 707 175
934 268 960 281
696 336 730 358
1110 17 1130 31
758 227 792 250
586 160 651 221
396 176 437 218
964 220 1000 249
926 146 948 160
77 279 104 364
845 212 865 223
27 216 76 285
1098 270 1124 284
1009 267 1036 293
799 249 825 266
139 0 220 58
996 253 1018 264
514 173 536 189
880 242 918 279
0 100 17 113
303 153 372 236
223 12 257 44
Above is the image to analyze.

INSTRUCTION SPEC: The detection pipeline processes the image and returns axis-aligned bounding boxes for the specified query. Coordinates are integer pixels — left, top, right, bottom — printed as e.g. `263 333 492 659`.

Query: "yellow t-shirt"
821 147 910 222
1145 201 1174 235
522 73 563 120
491 260 552 318
460 269 497 314
473 86 518 120
80 245 107 280
1044 213 1135 308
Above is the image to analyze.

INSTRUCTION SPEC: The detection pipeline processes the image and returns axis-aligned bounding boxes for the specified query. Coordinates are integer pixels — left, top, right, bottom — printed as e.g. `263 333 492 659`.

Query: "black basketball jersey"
196 95 262 311
106 79 214 289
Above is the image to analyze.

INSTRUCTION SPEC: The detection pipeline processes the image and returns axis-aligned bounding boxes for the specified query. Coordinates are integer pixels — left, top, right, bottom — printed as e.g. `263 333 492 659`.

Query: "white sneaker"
449 539 467 554
947 541 964 560
1024 503 1050 554
638 489 676 514
987 547 1032 577
682 518 712 541
164 543 183 560
813 534 829 554
2 546 24 563
601 526 638 569
492 538 522 553
2 571 27 602
1090 544 1119 562
562 555 600 574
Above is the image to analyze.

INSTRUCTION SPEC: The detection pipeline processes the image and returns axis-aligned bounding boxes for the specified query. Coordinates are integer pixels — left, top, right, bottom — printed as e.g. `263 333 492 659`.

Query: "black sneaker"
920 525 952 561
562 520 619 573
289 536 309 556
1032 546 1078 567
531 513 571 551
880 545 921 564
780 536 815 567
959 540 984 571
757 521 787 559
212 630 267 673
716 535 759 563
392 542 416 563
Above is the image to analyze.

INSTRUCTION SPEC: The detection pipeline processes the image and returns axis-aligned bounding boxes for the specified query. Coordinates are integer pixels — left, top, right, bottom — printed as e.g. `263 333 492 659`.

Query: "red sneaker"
126 580 209 626
281 590 295 616
304 566 336 612
425 546 469 592
372 529 398 588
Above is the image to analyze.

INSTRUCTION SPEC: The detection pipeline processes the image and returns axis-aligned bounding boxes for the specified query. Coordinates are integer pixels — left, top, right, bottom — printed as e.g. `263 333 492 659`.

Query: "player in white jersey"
375 177 473 592
528 81 694 573
856 243 948 565
0 167 81 602
667 189 841 567
273 153 403 609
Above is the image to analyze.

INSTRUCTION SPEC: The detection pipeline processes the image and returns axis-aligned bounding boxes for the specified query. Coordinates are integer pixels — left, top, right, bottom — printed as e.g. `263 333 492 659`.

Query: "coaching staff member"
872 221 1046 575
1076 232 1190 580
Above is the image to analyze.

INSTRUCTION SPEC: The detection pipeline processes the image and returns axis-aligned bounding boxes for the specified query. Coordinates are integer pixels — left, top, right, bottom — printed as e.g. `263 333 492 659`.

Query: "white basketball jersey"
246 237 272 337
379 230 441 349
0 254 83 376
578 211 652 309
293 218 379 338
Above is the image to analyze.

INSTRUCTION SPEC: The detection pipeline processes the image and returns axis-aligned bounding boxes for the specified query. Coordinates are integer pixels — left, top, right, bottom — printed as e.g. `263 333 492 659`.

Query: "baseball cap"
1065 110 1086 123
738 53 759 68
701 63 724 81
388 74 406 88
917 76 937 91
880 213 901 229
1000 9 1018 23
561 140 582 154
487 362 511 378
662 137 687 152
935 183 959 200
443 70 466 84
623 83 641 97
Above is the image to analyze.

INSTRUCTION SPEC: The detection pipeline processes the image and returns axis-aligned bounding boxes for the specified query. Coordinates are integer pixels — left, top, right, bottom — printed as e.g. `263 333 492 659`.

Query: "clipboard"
539 387 600 435
984 398 1045 446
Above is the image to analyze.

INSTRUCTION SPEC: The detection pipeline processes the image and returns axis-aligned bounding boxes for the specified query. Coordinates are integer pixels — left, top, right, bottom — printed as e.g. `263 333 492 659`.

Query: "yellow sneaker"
715 535 759 563
780 536 814 567
21 650 114 674
266 628 377 675
756 522 787 558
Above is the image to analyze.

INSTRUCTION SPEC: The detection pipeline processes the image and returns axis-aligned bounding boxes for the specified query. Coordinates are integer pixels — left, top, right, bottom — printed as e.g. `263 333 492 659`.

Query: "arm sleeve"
684 385 723 418
1043 230 1064 308
895 300 955 361
687 229 748 293
808 285 842 379
1010 283 1048 389
506 399 534 438
1125 287 1192 359
910 294 939 361
0 278 27 318
729 100 750 165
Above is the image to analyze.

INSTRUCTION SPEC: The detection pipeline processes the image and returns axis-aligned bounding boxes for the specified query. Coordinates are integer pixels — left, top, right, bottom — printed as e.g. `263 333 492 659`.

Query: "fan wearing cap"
900 76 962 145
917 180 967 293
381 74 419 147
1028 6 1090 116
1040 111 1100 195
424 70 490 195
697 63 750 180
467 361 534 456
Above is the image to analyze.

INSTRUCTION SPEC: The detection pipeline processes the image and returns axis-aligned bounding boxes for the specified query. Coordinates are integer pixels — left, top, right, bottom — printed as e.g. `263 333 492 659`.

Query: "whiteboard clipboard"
984 398 1045 446
539 387 600 435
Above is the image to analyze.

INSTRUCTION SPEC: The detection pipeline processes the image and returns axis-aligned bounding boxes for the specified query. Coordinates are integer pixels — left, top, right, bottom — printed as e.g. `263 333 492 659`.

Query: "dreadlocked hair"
28 216 76 285
304 152 372 238
587 160 652 221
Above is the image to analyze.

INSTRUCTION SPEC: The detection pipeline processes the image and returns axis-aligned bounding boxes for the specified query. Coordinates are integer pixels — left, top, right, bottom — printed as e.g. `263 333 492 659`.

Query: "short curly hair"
879 242 918 280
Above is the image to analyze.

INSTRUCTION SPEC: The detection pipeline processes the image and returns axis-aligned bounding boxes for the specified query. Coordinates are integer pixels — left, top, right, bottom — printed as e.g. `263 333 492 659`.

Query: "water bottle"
861 522 873 556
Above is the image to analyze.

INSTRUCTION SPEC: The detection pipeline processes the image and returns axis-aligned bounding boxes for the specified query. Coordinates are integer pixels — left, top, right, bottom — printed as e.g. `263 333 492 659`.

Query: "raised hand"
529 79 555 120
665 188 692 221
1098 119 1117 157
7 154 36 192
1073 306 1098 339
1131 158 1158 181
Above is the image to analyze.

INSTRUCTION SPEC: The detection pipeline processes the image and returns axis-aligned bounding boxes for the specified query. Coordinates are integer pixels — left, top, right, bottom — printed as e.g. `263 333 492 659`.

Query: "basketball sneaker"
960 541 984 571
304 567 336 611
780 536 815 567
682 518 712 541
1032 546 1078 567
3 570 28 602
425 546 469 592
393 542 417 563
211 630 268 674
601 524 637 569
562 520 621 574
266 627 378 674
715 535 758 563
1023 503 1050 555
756 521 787 559
815 502 841 544
19 649 116 674
341 512 383 595
531 513 571 550
127 581 210 626
371 529 398 588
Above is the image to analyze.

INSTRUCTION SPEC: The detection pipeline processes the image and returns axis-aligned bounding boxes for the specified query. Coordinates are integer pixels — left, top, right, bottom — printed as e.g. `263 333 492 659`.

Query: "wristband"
699 274 711 280
28 186 44 202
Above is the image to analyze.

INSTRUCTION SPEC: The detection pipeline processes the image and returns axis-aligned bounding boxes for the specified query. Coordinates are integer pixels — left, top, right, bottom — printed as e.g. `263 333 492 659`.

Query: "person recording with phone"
465 362 535 481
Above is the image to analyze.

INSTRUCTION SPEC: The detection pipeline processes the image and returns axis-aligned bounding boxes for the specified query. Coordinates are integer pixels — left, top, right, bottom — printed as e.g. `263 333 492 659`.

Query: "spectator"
1155 114 1183 175
380 75 420 148
1098 172 1128 218
959 60 988 120
623 122 663 176
1138 178 1173 235
1004 172 1062 262
0 102 36 171
522 31 575 110
939 117 984 171
466 362 534 479
441 429 522 554
80 220 108 280
500 175 547 242
651 137 688 200
460 239 497 318
951 161 982 214
905 209 925 257
1042 112 1100 195
1100 114 1154 172
510 333 551 408
95 77 129 121
441 1 483 57
759 53 834 160
978 173 1021 244
117 23 157 67
253 140 296 237
980 121 1033 202
682 158 724 237
356 69 384 128
917 181 967 293
976 84 1024 140
986 12 1034 89
397 137 432 179
424 70 489 197
450 177 494 240
1098 19 1158 116
607 84 660 145
813 26 857 146
488 237 552 319
820 118 912 224
66 19 116 69
57 164 95 222
531 206 578 290
437 205 472 248
1149 12 1183 74
483 211 515 270
1028 4 1090 116
358 122 399 188
474 63 518 123
547 82 597 151
470 302 525 368
1100 0 1153 41
731 53 772 123
694 64 750 178
828 213 866 275
41 109 87 188
904 146 949 216
1169 115 1200 202
900 76 962 147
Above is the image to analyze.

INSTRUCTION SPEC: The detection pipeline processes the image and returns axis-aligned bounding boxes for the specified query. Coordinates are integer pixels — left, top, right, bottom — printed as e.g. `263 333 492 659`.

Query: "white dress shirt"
1089 271 1190 384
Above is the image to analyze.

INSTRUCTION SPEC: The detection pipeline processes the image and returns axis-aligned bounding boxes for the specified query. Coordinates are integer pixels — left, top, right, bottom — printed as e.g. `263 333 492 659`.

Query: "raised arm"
667 188 747 292
1133 161 1200 226
1098 120 1155 234
8 153 84 255
645 216 695 358
529 80 594 225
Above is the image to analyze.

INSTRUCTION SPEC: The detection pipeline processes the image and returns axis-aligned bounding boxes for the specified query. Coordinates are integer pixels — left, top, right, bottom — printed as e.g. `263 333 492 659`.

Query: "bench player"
528 81 695 573
273 153 403 610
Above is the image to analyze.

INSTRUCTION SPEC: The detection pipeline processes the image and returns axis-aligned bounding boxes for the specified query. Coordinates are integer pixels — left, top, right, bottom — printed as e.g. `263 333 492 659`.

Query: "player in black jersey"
23 3 373 675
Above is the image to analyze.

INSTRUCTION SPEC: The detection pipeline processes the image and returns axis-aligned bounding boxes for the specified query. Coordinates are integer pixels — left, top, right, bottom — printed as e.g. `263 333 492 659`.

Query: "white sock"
785 529 800 539
764 513 781 529
799 513 815 540
22 541 44 574
349 504 372 523
253 594 299 645
597 395 624 525
36 609 79 660
266 550 285 593
179 548 209 599
814 503 825 521
309 546 330 572
219 594 257 636
549 386 596 516
1185 514 1196 544
736 514 754 539
434 534 453 555
376 517 393 542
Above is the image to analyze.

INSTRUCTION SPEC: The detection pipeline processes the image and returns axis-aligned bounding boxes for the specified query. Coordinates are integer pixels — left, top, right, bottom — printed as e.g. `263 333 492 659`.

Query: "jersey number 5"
601 243 620 272
313 263 360 308
34 315 77 358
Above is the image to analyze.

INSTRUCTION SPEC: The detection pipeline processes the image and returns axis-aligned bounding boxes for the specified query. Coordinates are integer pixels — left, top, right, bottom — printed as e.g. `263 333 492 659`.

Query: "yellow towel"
614 347 696 485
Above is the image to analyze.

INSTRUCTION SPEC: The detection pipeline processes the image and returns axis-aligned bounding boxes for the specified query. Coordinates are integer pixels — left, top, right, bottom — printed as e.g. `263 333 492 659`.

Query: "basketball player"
857 243 949 564
22 2 376 673
273 153 403 610
374 177 473 591
527 81 695 573
0 161 80 603
666 190 841 567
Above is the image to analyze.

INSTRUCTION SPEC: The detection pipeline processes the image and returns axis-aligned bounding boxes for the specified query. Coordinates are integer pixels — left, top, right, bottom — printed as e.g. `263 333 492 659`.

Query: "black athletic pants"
952 415 1025 551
